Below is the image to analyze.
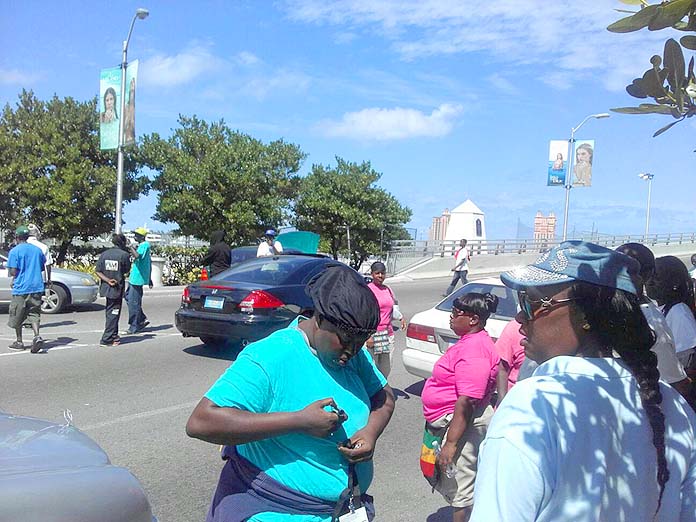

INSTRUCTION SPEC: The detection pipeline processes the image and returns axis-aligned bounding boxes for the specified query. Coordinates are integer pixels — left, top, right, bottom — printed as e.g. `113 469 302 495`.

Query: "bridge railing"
384 233 696 275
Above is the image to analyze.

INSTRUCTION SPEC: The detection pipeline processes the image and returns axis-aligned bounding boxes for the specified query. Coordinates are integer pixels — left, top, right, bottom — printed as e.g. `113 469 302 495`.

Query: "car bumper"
401 348 439 379
175 308 295 342
68 284 99 305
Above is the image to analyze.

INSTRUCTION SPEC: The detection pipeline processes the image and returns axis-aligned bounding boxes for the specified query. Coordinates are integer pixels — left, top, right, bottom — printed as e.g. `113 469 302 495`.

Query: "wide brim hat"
500 240 640 295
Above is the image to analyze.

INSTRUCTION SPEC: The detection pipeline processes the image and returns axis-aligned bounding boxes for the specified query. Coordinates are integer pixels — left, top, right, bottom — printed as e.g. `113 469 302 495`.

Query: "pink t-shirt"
367 282 395 335
494 320 525 390
421 329 500 423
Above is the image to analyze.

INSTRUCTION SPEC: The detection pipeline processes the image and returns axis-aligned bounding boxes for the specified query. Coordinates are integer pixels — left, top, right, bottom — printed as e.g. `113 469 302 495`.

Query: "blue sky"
2 0 695 240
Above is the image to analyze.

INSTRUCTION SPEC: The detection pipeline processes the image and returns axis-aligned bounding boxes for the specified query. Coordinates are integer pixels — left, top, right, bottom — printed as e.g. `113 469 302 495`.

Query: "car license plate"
204 296 225 310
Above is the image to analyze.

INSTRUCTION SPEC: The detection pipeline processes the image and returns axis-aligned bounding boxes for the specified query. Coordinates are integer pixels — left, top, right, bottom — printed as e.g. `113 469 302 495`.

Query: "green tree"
140 116 305 244
0 90 146 263
608 0 696 137
293 158 412 269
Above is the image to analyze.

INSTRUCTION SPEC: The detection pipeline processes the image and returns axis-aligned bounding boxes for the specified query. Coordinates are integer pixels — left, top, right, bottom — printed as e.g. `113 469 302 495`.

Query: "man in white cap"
125 227 152 334
256 229 283 257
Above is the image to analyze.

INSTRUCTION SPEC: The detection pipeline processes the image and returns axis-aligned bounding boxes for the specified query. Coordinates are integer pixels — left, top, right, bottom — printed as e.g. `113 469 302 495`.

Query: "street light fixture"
561 112 610 241
638 172 654 241
115 7 149 234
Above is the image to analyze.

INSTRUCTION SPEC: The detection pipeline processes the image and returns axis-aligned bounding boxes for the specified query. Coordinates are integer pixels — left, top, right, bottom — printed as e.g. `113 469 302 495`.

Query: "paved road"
0 277 458 522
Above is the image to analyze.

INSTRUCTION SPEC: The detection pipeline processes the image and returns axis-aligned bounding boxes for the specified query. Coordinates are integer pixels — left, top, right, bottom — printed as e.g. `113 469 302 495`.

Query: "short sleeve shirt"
641 301 687 384
494 320 526 390
454 246 469 272
7 243 45 295
96 247 131 299
256 240 283 257
421 329 499 422
663 303 696 354
205 318 387 521
367 282 395 334
27 237 53 266
129 241 151 286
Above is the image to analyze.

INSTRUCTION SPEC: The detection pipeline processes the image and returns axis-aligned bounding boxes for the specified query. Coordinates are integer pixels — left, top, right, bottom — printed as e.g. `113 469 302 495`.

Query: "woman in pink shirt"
494 319 526 403
366 261 405 378
421 293 500 522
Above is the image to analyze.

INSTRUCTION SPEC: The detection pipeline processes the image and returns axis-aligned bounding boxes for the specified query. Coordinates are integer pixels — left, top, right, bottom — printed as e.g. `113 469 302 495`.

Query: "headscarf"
210 230 226 246
306 264 380 335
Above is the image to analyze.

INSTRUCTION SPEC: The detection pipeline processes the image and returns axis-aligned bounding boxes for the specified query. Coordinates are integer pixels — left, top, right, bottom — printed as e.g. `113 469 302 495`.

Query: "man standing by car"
125 227 152 335
7 225 46 353
95 233 131 346
26 223 52 291
256 229 283 257
443 238 470 296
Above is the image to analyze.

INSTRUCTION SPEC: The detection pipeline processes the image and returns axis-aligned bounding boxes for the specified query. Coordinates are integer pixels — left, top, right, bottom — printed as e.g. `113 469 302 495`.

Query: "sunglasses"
450 308 474 319
517 291 580 321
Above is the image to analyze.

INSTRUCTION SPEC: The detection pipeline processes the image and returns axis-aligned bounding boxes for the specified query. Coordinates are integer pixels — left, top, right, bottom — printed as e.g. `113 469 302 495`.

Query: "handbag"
419 422 447 488
371 330 391 354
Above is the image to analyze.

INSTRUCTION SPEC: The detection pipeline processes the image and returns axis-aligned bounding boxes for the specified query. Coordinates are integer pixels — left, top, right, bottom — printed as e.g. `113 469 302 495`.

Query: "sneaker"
30 336 44 354
8 341 25 351
133 321 150 334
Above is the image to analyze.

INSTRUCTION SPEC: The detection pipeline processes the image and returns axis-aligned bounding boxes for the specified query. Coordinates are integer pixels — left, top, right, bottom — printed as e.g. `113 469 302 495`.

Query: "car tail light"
239 290 284 313
406 323 436 343
182 287 191 304
201 267 209 281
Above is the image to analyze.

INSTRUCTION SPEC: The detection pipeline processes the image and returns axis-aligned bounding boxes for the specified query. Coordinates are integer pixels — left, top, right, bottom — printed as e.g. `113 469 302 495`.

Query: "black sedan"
175 254 339 346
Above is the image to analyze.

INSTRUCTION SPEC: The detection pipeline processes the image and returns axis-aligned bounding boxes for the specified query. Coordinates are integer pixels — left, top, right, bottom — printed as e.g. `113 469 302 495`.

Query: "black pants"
445 270 468 295
102 297 123 343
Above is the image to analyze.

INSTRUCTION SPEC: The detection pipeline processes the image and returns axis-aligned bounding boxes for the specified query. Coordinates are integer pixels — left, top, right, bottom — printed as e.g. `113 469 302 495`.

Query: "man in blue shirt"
125 227 152 334
7 225 46 353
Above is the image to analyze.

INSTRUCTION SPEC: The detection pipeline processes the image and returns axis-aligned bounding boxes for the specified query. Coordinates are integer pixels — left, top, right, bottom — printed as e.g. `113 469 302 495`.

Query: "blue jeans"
126 284 147 332
445 270 468 295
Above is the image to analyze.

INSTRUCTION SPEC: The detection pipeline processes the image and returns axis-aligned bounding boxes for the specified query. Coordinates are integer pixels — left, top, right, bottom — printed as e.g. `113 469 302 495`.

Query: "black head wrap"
210 230 225 245
306 264 380 335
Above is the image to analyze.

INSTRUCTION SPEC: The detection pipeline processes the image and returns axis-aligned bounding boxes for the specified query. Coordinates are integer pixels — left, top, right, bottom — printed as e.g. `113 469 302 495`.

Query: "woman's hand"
337 428 377 463
399 318 406 330
366 336 375 349
437 440 457 473
297 398 340 438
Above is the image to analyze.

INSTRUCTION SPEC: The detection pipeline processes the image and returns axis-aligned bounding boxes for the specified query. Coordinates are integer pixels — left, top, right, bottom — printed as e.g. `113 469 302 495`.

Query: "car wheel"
42 285 68 314
200 336 225 347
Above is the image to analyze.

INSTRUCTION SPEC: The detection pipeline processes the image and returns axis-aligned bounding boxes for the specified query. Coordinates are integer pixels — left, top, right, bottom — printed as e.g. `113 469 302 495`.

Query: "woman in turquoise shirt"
187 264 395 522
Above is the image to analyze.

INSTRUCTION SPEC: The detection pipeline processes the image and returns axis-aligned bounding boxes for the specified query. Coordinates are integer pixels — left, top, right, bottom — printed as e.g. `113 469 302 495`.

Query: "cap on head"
500 240 640 295
134 227 148 237
264 229 277 237
27 223 41 238
15 225 30 239
306 264 380 335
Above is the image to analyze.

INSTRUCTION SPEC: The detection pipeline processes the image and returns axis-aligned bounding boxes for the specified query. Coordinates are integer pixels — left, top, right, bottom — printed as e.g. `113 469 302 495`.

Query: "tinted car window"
436 282 519 320
219 256 330 285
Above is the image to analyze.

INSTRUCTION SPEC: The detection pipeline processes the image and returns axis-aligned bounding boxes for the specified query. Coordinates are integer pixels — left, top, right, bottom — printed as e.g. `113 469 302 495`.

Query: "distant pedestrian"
444 239 470 296
202 230 231 277
7 225 46 353
125 227 152 334
256 229 283 257
95 233 131 346
366 261 405 378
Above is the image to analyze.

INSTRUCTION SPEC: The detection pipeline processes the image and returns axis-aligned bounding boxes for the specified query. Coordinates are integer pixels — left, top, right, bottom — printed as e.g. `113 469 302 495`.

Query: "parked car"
176 254 340 346
402 277 519 379
228 245 314 266
0 411 156 522
0 250 99 314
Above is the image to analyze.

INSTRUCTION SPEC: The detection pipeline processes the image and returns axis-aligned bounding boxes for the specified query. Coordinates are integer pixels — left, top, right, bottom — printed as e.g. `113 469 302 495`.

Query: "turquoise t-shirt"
205 318 387 522
129 241 151 285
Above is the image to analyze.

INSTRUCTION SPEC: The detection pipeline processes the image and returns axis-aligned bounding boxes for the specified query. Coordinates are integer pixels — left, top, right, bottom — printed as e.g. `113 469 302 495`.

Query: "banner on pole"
99 60 138 151
99 66 120 150
547 140 567 186
571 139 594 188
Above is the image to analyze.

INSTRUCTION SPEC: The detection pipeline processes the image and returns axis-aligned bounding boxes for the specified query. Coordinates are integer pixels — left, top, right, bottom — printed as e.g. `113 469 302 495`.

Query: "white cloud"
140 44 223 87
487 73 520 95
241 69 312 100
318 103 463 140
0 68 41 86
283 0 677 91
235 51 260 66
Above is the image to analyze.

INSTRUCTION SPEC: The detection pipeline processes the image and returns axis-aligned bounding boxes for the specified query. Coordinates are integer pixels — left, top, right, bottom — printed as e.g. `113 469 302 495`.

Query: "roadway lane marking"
79 400 200 431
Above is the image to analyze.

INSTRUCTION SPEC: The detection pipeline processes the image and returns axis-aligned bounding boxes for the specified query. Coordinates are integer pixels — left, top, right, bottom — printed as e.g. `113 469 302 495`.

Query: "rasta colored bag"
419 423 447 488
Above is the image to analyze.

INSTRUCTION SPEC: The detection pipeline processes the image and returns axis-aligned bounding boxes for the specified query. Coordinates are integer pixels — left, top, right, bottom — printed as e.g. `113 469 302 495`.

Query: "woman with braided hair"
470 241 696 521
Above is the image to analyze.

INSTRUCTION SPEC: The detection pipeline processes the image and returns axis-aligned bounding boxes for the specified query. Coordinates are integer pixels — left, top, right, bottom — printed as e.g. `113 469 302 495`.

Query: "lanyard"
331 463 361 521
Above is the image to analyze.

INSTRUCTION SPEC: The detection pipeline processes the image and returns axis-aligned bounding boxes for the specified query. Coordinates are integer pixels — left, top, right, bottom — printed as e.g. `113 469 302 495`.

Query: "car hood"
0 413 109 475
53 266 95 280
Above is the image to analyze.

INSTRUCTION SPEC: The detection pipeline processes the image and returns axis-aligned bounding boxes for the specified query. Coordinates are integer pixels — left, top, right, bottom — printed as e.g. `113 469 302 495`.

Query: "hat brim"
500 265 575 291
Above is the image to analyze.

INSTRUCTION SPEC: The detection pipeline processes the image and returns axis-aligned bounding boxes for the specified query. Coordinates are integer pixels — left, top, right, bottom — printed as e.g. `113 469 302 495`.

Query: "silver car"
0 250 99 314
0 411 156 522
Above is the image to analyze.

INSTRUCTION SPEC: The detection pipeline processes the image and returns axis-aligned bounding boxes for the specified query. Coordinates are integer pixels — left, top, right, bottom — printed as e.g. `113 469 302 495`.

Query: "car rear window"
436 282 519 320
218 257 329 285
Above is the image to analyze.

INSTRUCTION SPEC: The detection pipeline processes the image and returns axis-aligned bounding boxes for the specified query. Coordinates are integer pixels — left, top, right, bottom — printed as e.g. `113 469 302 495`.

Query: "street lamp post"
639 173 654 241
561 112 610 241
115 7 149 234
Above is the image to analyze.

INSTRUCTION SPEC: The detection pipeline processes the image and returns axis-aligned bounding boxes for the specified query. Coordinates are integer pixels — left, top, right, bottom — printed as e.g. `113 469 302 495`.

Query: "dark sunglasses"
450 308 474 318
517 291 580 321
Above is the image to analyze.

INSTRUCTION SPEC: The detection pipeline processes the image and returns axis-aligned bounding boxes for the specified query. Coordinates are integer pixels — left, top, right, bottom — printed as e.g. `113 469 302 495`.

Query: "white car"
402 277 519 379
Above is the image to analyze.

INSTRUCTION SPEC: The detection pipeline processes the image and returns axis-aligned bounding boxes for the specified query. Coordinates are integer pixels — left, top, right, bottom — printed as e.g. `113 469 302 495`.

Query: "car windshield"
218 256 327 285
436 282 519 320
